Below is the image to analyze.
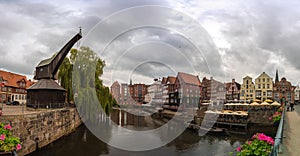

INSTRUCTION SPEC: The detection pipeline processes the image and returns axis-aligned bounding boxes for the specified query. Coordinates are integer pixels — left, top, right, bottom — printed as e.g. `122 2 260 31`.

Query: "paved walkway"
280 104 300 156
0 103 39 115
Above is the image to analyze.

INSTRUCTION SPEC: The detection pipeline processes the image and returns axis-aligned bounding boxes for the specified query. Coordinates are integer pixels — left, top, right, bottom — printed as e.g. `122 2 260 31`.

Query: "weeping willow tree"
58 46 117 118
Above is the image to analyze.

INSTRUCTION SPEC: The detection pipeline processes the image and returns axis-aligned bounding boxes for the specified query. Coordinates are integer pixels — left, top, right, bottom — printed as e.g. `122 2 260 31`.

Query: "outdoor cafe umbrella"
271 101 281 106
261 101 270 106
250 102 260 106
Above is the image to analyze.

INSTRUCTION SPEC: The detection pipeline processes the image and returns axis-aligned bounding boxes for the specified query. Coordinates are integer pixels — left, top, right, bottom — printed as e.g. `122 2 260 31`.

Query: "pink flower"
267 137 274 145
247 141 252 145
236 146 241 152
258 133 268 141
269 117 272 120
4 124 11 130
16 144 22 150
0 134 6 140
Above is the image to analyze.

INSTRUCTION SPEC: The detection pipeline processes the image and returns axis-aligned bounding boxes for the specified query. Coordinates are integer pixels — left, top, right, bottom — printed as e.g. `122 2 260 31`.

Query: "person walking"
286 102 290 111
290 102 294 111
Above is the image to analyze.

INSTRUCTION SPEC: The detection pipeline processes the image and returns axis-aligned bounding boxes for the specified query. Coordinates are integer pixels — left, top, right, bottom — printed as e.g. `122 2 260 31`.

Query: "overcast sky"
1 0 300 86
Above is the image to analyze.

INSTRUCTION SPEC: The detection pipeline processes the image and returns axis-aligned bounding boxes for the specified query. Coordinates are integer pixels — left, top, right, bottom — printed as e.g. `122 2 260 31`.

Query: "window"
267 91 272 97
263 84 265 89
258 84 261 89
263 78 265 82
267 84 270 89
263 92 266 96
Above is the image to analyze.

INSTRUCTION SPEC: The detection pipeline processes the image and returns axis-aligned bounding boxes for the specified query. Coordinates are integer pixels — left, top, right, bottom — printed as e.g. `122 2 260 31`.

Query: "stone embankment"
0 108 82 155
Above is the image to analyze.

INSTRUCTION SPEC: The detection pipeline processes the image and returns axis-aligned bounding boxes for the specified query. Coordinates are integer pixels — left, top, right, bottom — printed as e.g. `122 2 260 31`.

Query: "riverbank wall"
0 107 82 155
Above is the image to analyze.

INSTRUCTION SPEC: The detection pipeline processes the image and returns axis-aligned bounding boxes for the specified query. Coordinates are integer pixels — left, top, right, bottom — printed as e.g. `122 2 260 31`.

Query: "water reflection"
29 109 274 156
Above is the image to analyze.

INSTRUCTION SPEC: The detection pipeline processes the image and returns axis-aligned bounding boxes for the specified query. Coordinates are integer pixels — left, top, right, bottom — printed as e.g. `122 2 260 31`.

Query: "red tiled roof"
177 72 201 86
26 80 35 88
0 70 27 88
0 70 35 89
167 76 176 84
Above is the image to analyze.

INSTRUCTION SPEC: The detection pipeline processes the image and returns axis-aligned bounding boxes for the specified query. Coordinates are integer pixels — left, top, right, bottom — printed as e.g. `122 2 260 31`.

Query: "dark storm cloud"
1 0 300 85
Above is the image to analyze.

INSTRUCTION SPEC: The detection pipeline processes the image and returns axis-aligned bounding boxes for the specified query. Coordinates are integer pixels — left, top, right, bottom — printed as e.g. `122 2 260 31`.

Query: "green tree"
58 46 117 117
58 57 73 103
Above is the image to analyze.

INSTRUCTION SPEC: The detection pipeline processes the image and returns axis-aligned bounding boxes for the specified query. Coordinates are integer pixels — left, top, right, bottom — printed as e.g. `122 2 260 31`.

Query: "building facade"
129 83 148 104
174 72 201 109
145 79 163 107
240 76 255 102
0 70 34 104
254 72 273 101
110 81 121 103
294 86 300 104
273 77 295 104
119 83 135 105
225 79 241 101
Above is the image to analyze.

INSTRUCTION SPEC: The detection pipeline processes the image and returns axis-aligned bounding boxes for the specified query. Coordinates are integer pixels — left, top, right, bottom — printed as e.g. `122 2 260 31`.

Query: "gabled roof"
26 80 35 88
177 72 201 86
166 76 176 84
0 70 27 88
111 81 120 87
243 76 252 79
256 72 271 79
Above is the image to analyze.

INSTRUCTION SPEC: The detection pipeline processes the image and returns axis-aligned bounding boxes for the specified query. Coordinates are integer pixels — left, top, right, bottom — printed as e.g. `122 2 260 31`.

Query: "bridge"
272 104 300 156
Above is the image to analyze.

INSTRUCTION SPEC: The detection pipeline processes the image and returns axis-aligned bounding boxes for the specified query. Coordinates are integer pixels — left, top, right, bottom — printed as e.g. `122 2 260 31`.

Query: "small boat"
187 123 229 136
207 127 230 136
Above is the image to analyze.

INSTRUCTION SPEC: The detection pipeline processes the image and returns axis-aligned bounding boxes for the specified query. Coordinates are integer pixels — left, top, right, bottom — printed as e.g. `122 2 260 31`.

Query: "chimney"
232 79 235 83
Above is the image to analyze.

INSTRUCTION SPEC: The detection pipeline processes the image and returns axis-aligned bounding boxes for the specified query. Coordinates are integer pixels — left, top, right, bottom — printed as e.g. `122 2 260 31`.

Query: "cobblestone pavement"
0 103 39 115
279 104 300 156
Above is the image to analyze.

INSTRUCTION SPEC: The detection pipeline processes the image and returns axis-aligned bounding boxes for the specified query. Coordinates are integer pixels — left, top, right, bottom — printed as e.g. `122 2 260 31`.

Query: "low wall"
0 108 82 155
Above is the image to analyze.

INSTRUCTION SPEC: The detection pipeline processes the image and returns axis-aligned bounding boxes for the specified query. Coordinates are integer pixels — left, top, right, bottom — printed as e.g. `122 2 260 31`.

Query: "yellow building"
240 76 255 102
254 72 273 101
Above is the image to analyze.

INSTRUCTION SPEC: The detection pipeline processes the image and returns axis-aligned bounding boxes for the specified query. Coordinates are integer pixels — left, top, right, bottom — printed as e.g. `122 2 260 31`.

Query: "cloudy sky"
1 0 300 86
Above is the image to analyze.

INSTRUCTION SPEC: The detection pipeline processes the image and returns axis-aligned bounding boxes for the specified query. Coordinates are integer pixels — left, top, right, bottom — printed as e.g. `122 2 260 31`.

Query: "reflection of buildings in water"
110 109 147 128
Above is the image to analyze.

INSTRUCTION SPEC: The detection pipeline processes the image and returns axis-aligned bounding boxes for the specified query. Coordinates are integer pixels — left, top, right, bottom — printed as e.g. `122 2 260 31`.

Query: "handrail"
270 108 285 156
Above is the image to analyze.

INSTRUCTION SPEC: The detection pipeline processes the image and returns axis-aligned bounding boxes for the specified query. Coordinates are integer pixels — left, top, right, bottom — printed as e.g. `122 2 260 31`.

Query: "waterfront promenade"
279 104 300 156
0 103 39 115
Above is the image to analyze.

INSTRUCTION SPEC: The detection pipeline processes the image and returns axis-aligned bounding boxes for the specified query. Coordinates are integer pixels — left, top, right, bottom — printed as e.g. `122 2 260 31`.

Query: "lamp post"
1 82 5 112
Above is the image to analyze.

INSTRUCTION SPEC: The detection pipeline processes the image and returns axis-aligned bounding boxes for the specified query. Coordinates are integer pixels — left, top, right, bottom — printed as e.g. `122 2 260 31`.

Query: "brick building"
0 70 34 104
110 81 121 103
173 72 201 109
129 83 149 104
274 77 295 104
201 77 225 103
225 79 241 101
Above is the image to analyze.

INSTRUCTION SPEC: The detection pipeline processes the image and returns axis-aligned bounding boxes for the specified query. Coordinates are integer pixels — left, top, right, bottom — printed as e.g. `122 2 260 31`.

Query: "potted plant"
0 123 22 155
234 133 274 156
269 107 282 126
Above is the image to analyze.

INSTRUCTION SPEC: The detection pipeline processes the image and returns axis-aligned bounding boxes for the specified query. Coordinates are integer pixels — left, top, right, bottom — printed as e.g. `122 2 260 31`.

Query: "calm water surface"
28 109 275 156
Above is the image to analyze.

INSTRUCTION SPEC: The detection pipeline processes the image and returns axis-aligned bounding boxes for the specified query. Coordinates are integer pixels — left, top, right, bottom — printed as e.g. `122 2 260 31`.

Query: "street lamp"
1 82 5 112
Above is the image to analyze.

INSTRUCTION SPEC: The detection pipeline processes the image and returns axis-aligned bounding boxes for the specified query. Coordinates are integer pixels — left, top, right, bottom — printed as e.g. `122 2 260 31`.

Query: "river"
28 109 275 156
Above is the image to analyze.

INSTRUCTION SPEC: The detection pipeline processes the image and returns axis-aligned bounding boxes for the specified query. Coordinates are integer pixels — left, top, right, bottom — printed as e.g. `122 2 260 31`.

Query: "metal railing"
270 108 285 156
